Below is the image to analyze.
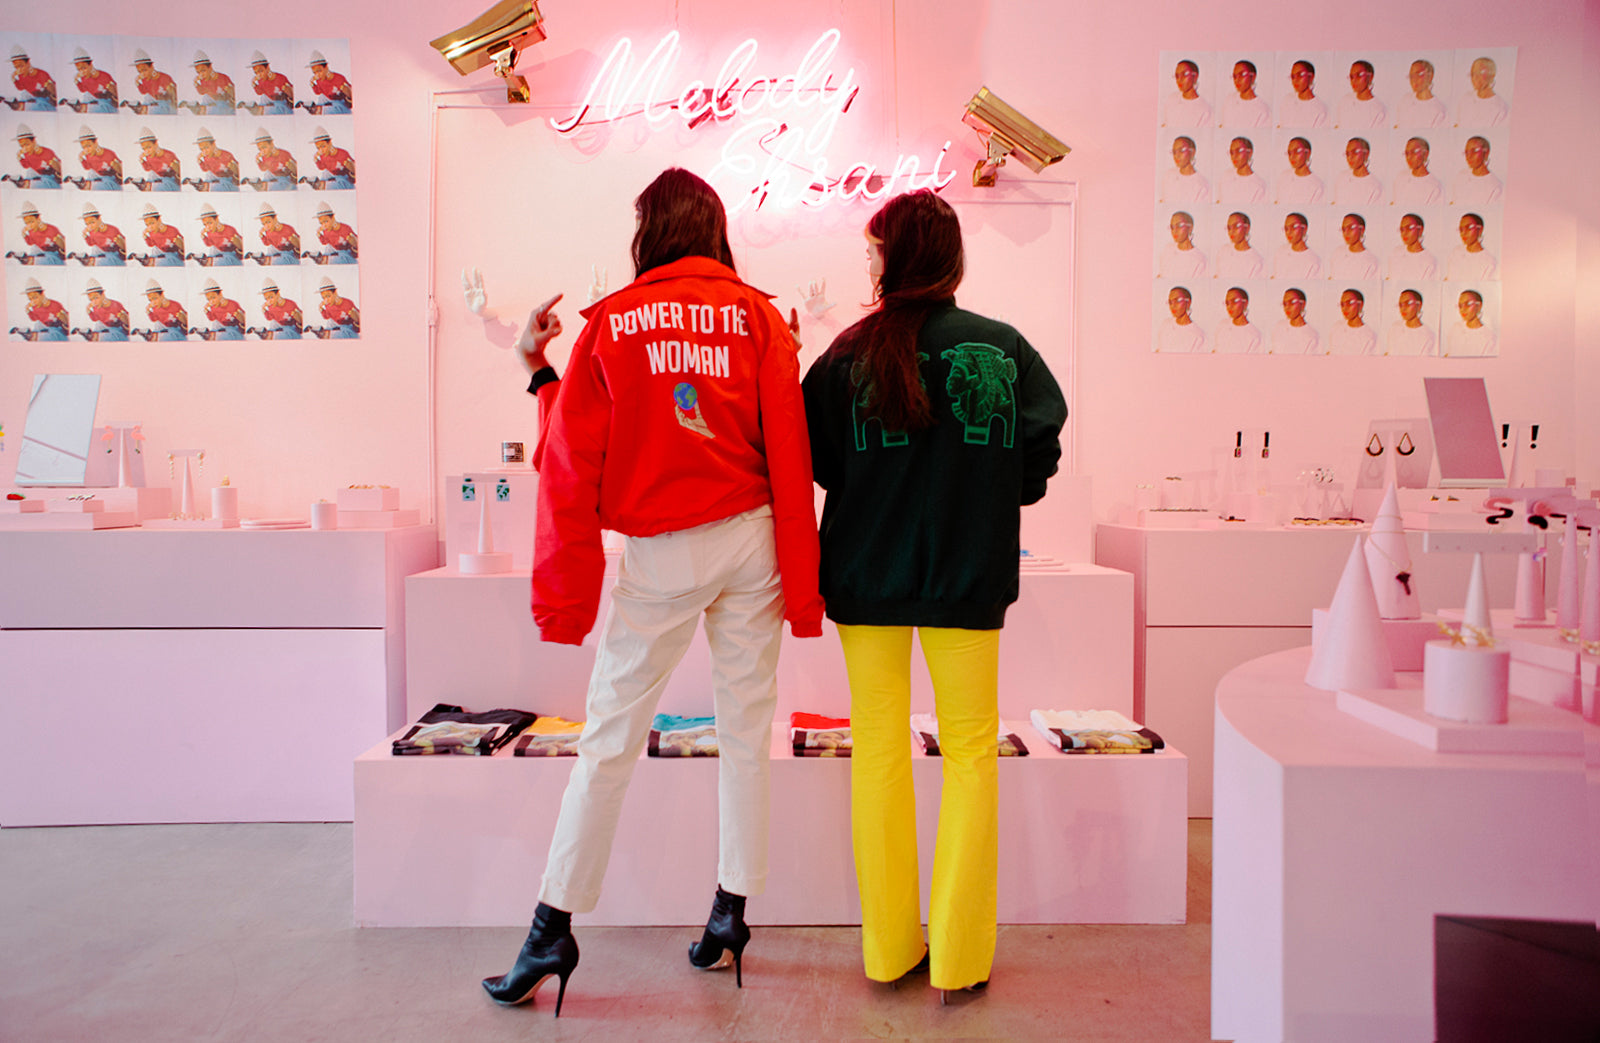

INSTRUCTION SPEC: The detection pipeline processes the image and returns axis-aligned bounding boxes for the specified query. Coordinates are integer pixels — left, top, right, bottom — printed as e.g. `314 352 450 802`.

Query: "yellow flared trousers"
837 624 999 991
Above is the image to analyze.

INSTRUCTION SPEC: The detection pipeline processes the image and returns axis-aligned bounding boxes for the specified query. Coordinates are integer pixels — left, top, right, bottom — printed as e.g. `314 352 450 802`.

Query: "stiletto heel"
940 980 989 1005
687 886 750 987
482 903 580 1016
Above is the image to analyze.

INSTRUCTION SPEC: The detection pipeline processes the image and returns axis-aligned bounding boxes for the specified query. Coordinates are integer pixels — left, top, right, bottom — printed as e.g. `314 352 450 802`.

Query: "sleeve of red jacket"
754 303 826 638
530 320 610 645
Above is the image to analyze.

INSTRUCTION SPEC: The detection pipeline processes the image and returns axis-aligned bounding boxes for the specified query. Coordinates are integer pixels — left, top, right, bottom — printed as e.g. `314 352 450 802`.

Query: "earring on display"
1396 432 1416 456
1366 434 1384 456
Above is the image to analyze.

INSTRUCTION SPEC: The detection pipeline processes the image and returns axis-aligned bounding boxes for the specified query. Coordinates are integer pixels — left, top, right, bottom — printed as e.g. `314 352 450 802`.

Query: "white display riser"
0 628 385 825
0 526 439 826
1212 647 1598 1043
353 728 1187 927
1096 524 1520 816
404 564 1135 726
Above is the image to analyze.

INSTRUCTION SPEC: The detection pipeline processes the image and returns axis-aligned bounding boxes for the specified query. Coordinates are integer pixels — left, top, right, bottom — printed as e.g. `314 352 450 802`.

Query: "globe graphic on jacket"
674 382 698 411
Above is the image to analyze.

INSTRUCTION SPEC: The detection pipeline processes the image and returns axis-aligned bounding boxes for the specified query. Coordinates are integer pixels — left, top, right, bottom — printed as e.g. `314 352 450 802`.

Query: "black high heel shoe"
482 902 580 1016
687 886 750 987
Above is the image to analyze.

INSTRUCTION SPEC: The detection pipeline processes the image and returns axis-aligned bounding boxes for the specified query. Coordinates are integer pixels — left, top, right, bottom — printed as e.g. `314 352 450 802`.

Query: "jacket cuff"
538 622 586 646
525 366 559 396
788 618 824 639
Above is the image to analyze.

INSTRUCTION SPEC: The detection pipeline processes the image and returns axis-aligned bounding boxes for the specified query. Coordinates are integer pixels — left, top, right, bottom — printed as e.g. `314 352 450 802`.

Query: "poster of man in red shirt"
13 276 69 340
303 44 352 114
242 49 294 115
79 275 130 341
315 274 359 338
6 41 57 111
65 42 118 114
120 40 178 115
10 123 62 187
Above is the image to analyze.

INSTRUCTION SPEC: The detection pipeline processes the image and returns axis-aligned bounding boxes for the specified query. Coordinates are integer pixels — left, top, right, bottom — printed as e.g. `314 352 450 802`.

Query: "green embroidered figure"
849 354 927 450
942 342 1017 447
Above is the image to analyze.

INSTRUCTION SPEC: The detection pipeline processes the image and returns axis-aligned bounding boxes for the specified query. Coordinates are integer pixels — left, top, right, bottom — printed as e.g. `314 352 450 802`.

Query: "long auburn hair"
631 168 736 277
828 189 963 434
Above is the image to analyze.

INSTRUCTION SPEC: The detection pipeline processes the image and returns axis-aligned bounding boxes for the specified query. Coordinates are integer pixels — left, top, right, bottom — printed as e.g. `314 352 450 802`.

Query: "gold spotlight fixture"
962 87 1070 187
431 0 547 103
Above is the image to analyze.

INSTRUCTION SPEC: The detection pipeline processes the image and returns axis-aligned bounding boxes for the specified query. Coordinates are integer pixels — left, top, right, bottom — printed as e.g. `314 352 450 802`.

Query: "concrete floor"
0 819 1212 1042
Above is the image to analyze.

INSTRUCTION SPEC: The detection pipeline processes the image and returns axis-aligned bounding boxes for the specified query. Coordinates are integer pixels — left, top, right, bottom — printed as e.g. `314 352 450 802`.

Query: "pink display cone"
1581 529 1599 643
1306 537 1397 691
1557 514 1581 630
1462 553 1493 646
1513 513 1545 622
1363 483 1420 620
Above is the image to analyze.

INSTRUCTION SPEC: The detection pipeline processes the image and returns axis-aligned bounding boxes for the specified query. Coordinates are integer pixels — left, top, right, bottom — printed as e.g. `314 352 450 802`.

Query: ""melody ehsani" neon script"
550 29 955 212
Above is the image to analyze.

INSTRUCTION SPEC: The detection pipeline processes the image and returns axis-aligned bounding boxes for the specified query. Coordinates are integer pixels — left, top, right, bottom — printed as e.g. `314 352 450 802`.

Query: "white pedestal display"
1422 640 1510 723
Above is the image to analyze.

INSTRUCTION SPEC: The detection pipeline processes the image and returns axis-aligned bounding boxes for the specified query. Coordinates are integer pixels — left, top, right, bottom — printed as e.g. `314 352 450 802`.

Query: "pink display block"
1213 647 1598 1043
1335 687 1581 754
0 628 387 825
0 527 439 826
403 565 1134 727
338 508 420 529
45 497 104 512
0 500 44 513
1311 610 1441 672
0 510 139 530
337 487 400 511
1509 659 1582 712
353 727 1187 927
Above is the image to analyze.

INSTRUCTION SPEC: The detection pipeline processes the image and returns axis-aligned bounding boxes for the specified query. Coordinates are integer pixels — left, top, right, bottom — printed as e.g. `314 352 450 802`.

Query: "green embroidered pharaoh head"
942 342 1017 446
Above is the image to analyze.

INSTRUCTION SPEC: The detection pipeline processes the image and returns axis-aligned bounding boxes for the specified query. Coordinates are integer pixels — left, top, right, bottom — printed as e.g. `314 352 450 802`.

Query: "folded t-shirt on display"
790 711 851 757
392 703 538 756
648 713 718 757
1029 708 1165 754
513 716 585 757
910 712 1029 756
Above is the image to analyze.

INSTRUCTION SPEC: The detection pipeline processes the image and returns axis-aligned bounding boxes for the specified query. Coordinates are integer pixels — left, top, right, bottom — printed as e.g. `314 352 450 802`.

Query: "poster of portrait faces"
1152 48 1512 358
1 33 360 342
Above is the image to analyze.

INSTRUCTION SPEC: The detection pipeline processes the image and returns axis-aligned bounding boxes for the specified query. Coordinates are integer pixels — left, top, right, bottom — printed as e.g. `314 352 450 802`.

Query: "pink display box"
337 487 400 511
338 508 420 529
46 497 104 513
0 499 44 513
0 510 139 530
354 726 1187 927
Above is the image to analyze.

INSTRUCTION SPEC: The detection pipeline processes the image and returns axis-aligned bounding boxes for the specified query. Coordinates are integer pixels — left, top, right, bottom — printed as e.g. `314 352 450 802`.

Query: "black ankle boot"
482 903 580 1015
687 886 750 987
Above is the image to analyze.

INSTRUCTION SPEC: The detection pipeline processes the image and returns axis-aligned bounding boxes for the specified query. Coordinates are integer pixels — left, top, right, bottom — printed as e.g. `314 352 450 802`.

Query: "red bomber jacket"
531 256 824 645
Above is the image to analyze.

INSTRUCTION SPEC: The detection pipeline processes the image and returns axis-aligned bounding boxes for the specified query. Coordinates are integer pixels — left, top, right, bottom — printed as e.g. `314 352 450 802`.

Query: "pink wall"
2 0 1592 527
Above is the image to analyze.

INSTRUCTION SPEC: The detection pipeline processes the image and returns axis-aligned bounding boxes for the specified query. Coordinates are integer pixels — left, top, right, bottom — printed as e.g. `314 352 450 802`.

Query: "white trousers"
538 505 785 913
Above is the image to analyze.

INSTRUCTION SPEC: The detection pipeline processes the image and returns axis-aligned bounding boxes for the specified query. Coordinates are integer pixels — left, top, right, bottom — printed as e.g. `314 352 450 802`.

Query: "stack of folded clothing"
392 703 537 756
790 712 852 756
647 713 718 757
911 713 1029 756
513 716 585 757
1029 709 1165 754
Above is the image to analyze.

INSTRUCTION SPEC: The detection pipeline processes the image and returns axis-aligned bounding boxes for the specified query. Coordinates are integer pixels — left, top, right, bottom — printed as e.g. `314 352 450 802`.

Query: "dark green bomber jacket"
801 303 1068 630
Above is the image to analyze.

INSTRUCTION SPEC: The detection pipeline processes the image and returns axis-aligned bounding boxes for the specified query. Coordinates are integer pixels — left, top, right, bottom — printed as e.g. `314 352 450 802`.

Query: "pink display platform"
0 526 439 826
1212 646 1599 1043
0 509 139 529
1097 523 1520 815
353 725 1187 927
1336 687 1585 754
403 564 1135 726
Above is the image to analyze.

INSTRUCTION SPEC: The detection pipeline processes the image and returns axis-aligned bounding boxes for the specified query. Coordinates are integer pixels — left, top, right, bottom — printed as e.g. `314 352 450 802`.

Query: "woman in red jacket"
482 168 824 1015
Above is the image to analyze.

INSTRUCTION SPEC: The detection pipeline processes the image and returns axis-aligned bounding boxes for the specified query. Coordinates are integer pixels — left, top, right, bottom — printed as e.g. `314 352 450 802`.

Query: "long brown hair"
829 189 963 433
631 168 736 277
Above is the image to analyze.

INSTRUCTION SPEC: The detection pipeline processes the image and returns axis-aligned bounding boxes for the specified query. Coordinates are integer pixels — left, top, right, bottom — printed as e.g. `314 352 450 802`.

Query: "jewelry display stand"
144 450 238 529
458 477 512 574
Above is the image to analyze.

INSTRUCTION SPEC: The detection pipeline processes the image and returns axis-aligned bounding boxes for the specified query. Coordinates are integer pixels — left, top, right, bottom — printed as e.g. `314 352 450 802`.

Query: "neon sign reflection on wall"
551 29 954 212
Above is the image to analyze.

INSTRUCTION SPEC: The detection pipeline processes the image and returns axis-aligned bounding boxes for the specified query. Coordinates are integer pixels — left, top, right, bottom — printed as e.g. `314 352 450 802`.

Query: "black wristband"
526 365 558 396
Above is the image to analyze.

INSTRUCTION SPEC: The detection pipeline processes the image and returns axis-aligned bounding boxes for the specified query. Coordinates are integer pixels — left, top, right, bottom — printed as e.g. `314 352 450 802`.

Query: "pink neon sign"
551 29 955 212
